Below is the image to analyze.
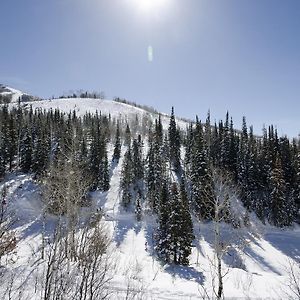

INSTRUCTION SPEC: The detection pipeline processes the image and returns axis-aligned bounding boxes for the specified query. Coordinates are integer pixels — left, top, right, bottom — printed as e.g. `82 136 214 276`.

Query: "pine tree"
189 120 215 220
124 124 131 147
168 107 181 172
220 112 230 169
132 136 144 182
20 128 33 173
228 117 238 177
147 132 165 212
269 155 293 227
99 146 110 191
155 115 163 145
156 183 170 261
237 117 250 209
156 182 194 265
121 147 133 208
32 128 50 177
7 115 17 171
112 123 121 162
295 149 300 221
178 178 194 265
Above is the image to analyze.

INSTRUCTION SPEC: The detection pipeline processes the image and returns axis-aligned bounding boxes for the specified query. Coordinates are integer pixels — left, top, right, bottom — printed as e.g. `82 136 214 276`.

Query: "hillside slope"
18 97 190 130
1 145 300 299
1 92 300 299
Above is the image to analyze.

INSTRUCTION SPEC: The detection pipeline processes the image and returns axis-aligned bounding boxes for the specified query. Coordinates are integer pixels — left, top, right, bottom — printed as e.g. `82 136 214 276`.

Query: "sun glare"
132 0 170 14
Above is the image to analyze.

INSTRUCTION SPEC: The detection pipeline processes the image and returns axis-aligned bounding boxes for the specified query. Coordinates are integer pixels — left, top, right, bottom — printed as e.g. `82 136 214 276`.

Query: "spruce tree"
156 183 170 261
99 146 110 191
113 123 121 162
189 120 214 220
269 155 292 227
124 124 131 147
178 178 194 265
147 131 165 212
120 147 133 208
168 107 181 172
20 128 33 173
157 182 194 265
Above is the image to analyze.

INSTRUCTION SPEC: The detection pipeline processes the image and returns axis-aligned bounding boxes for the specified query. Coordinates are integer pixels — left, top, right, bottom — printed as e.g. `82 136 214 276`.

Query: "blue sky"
1 0 300 137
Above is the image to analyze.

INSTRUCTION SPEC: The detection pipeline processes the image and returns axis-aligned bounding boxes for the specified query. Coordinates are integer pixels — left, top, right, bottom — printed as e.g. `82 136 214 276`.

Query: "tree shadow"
165 264 205 285
243 246 282 275
109 159 119 180
263 229 300 260
223 248 247 270
199 222 282 275
143 214 157 257
114 210 142 246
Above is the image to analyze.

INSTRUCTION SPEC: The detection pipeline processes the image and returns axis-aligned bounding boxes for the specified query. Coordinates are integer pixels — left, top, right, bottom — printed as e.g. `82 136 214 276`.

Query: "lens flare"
148 46 153 62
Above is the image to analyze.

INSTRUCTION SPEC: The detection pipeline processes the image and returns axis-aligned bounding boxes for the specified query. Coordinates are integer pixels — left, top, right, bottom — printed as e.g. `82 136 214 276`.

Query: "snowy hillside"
0 85 25 103
18 97 190 130
0 84 40 103
1 153 300 300
1 90 300 300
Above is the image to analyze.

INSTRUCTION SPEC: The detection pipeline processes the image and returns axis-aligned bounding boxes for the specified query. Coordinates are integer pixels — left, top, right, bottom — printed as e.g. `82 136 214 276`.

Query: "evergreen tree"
295 149 300 221
124 124 131 147
168 107 181 172
157 182 194 265
132 136 144 182
156 183 170 261
112 123 121 162
99 146 110 191
189 120 214 220
178 178 194 265
20 128 33 173
269 155 293 227
121 147 133 208
147 131 165 212
32 128 50 177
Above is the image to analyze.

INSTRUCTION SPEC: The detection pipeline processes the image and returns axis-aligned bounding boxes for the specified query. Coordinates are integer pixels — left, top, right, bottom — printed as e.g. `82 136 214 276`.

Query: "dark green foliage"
269 156 295 227
156 182 194 265
121 147 133 208
147 129 165 212
132 136 144 182
168 107 181 172
99 149 110 191
113 123 121 162
20 128 33 173
188 120 214 220
124 124 131 147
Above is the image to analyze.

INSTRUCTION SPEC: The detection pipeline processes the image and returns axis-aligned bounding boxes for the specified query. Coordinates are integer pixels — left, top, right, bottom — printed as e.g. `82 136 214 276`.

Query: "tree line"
0 103 300 269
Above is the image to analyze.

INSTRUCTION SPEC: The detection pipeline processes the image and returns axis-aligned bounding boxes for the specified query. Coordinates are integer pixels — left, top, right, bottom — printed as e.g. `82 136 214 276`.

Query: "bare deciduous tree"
283 258 300 300
201 169 251 300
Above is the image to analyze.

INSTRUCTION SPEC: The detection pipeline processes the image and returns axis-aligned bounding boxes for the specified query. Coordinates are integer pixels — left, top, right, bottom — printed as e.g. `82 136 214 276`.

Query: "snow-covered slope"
1 90 300 299
1 152 300 300
20 97 190 130
0 85 25 103
0 84 40 103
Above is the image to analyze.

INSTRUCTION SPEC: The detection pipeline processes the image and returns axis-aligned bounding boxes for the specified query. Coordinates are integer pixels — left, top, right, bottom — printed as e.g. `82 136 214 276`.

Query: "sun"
132 0 170 14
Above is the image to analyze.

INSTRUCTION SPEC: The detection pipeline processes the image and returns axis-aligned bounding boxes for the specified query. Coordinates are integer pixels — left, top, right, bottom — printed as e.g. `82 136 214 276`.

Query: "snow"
1 157 300 299
0 86 25 103
1 96 299 299
16 97 190 130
